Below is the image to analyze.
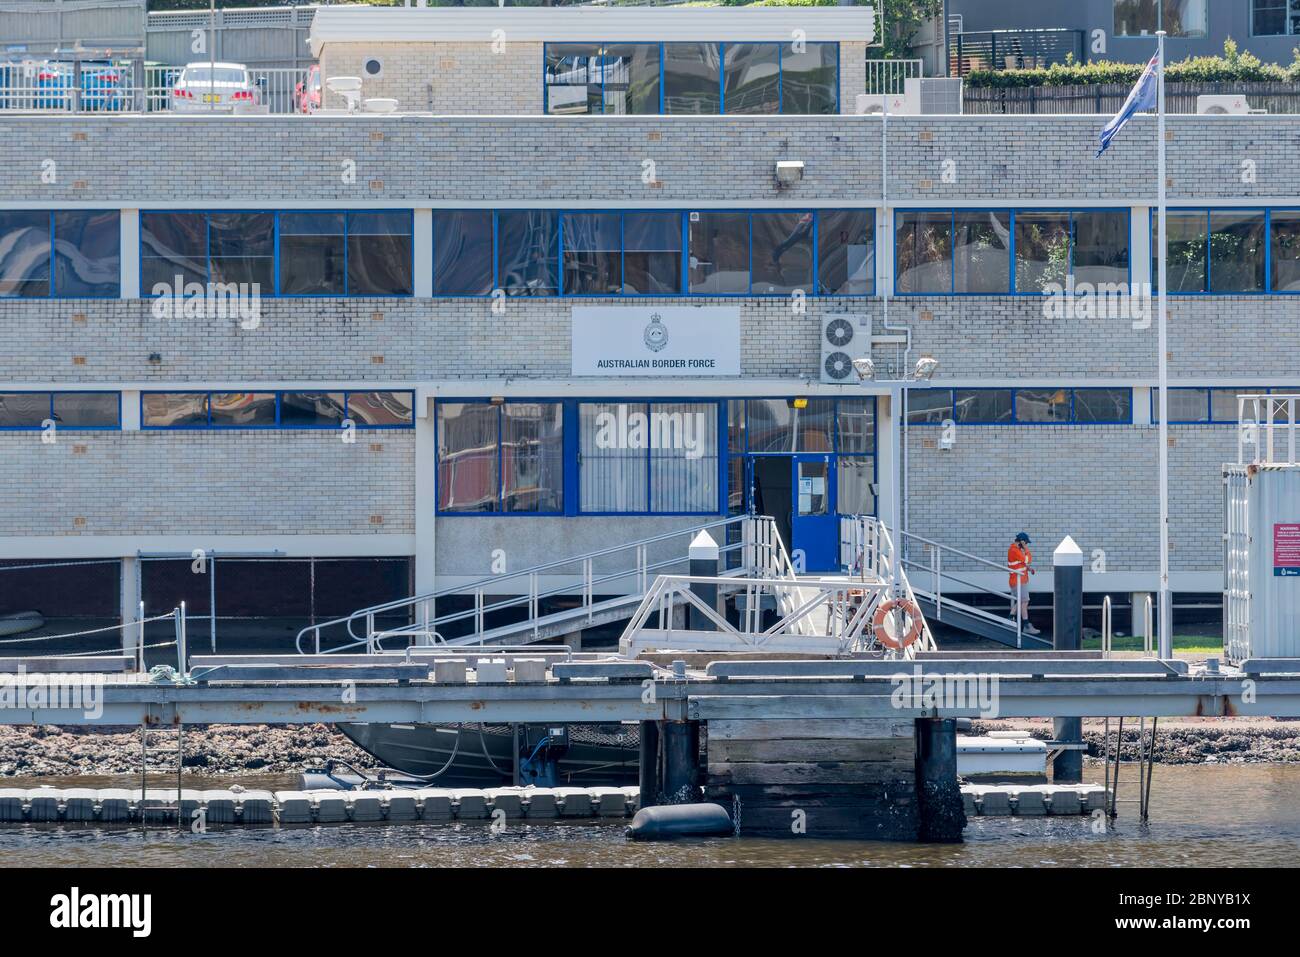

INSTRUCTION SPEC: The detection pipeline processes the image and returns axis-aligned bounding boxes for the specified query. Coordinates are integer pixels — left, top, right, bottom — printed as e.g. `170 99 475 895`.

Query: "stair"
912 590 1053 649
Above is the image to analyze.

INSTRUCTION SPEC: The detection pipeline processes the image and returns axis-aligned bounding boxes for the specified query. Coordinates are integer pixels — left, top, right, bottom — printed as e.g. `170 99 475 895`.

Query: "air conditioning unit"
855 90 917 116
1197 94 1251 115
907 77 963 115
820 314 872 384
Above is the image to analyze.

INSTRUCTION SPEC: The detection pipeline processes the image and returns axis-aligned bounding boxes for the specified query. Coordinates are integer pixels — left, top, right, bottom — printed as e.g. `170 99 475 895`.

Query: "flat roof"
308 6 877 56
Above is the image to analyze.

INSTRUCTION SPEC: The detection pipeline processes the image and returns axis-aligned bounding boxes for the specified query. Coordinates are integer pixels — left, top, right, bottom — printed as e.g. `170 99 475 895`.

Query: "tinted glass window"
780 42 837 114
1165 388 1210 423
1209 209 1266 293
1162 210 1208 293
837 398 875 453
895 212 951 294
0 210 51 297
818 209 873 295
751 211 813 295
602 44 660 115
208 212 274 289
1074 388 1132 423
52 392 118 427
498 210 558 296
1270 209 1300 291
1014 211 1070 293
347 211 412 296
1015 388 1071 423
0 393 48 427
348 391 414 427
210 392 276 427
908 390 953 424
563 212 621 295
502 402 564 513
280 391 346 427
723 43 780 114
954 211 1011 293
53 210 119 297
1072 211 1129 287
545 44 602 115
141 211 207 291
624 212 681 294
279 212 345 295
438 402 501 513
955 389 1013 424
689 211 748 294
142 393 207 428
663 43 721 114
433 210 494 295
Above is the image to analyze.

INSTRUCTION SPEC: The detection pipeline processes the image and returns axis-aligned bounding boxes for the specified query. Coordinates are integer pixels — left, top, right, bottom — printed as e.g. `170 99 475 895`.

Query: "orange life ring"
872 598 923 650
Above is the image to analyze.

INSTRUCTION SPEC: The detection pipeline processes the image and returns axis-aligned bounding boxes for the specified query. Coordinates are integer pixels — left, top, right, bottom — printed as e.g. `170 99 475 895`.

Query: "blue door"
791 454 837 572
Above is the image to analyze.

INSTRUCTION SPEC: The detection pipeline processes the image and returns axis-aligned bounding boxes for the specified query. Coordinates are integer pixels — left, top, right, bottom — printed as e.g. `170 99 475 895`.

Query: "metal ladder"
1101 716 1158 822
139 722 189 831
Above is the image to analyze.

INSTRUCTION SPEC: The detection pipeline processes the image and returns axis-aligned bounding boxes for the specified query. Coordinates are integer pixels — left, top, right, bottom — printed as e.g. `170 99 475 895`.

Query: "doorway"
750 454 838 572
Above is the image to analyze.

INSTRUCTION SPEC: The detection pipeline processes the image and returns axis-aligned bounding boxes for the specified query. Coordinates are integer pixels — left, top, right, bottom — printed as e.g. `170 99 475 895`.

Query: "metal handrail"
1102 595 1112 657
296 514 779 654
1238 392 1299 465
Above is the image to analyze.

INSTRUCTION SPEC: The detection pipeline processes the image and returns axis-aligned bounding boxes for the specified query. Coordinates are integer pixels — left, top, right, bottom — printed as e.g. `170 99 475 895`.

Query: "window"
916 388 1133 425
817 209 874 295
780 42 838 115
498 210 558 297
723 43 780 115
545 44 660 115
1 210 119 298
897 209 1128 295
1155 387 1275 423
437 401 564 514
143 210 411 297
433 210 494 296
208 212 274 289
346 211 413 296
750 211 813 295
563 212 622 295
689 211 749 294
1252 0 1300 35
578 401 718 514
0 392 118 429
1115 0 1207 37
142 391 414 429
1271 210 1300 291
279 212 345 296
53 211 120 297
623 212 682 294
663 43 723 114
1155 209 1269 294
954 211 1011 293
742 398 835 452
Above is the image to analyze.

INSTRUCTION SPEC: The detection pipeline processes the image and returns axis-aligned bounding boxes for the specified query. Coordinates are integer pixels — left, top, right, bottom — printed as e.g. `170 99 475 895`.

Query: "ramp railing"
296 515 790 654
1237 393 1299 465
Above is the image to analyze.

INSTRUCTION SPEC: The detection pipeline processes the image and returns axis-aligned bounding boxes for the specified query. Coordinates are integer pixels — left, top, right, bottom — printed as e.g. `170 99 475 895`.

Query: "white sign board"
571 306 741 377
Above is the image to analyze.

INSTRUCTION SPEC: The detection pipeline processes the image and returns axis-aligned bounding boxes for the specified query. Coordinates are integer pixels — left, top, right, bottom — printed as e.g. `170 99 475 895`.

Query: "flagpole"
1156 30 1172 659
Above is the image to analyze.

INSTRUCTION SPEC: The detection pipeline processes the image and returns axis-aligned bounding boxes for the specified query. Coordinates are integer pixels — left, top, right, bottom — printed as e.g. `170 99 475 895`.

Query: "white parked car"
170 62 256 113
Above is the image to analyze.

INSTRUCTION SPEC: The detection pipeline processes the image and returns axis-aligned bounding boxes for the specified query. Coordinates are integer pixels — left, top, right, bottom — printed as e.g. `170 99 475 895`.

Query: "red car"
294 64 321 114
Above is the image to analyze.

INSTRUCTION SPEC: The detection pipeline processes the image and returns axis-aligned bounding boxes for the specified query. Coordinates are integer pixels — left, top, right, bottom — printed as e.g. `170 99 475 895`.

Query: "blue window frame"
543 41 839 116
895 208 1131 296
726 397 877 516
437 400 566 514
0 210 119 298
908 388 1133 425
1152 207 1285 294
435 209 871 299
141 210 413 298
1152 386 1297 423
0 391 120 430
140 391 414 430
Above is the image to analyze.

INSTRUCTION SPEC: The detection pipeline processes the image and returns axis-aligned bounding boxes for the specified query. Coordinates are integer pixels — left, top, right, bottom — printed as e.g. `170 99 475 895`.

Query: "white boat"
0 610 44 637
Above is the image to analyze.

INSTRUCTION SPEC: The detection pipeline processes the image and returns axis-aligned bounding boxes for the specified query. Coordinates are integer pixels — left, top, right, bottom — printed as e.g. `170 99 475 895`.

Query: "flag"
1096 51 1160 157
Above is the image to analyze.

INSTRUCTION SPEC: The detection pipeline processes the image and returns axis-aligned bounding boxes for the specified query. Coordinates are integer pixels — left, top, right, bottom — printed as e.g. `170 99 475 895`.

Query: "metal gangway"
840 516 1050 649
296 515 799 655
619 517 936 659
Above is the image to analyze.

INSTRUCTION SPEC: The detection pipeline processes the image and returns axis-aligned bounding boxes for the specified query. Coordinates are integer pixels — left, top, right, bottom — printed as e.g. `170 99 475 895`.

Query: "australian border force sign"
571 306 741 377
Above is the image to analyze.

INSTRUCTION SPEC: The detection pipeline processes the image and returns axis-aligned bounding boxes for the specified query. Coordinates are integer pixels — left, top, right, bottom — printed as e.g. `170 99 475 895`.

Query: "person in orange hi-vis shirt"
1007 532 1040 636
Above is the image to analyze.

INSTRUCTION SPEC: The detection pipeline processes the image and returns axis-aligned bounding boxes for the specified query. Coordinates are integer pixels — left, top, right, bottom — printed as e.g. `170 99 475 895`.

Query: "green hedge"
966 40 1300 88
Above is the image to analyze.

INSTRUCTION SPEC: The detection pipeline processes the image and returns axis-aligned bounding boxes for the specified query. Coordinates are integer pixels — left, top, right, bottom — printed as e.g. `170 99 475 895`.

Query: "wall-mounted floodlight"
913 356 940 380
775 160 804 187
852 356 875 382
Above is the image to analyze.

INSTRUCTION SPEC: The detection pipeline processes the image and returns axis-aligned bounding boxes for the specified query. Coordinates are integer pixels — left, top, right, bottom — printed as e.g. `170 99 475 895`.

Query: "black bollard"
915 718 966 842
688 530 719 631
660 720 698 803
639 720 660 810
1052 535 1084 783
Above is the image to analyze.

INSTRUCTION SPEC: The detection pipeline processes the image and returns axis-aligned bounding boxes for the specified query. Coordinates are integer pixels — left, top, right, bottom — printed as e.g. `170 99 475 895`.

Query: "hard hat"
1015 532 1031 544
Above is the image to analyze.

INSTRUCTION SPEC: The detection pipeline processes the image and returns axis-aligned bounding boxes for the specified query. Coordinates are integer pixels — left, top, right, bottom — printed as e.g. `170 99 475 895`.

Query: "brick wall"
0 431 414 537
